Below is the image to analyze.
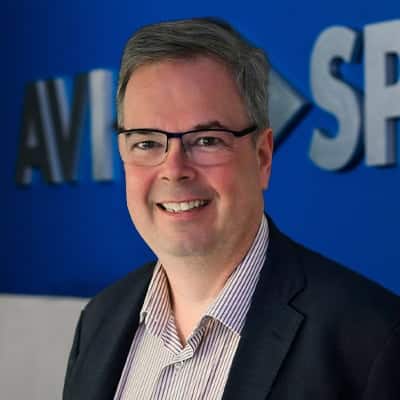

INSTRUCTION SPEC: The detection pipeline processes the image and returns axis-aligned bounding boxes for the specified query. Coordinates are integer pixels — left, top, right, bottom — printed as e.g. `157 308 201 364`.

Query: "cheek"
124 165 153 216
221 161 263 208
209 165 247 207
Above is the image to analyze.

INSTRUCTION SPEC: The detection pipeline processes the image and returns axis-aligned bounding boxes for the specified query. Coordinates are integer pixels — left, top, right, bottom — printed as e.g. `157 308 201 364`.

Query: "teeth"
161 200 208 213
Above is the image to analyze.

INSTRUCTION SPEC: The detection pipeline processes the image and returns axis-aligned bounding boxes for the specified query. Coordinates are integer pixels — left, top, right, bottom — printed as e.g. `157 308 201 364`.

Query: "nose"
159 138 196 182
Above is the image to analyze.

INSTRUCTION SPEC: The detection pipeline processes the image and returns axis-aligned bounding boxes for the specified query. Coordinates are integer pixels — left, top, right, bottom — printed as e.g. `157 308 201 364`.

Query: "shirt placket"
153 315 210 399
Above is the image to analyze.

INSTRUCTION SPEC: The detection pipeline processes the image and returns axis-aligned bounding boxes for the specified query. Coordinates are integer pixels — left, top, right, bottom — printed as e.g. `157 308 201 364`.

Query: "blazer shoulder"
79 261 156 340
86 261 155 313
287 236 400 327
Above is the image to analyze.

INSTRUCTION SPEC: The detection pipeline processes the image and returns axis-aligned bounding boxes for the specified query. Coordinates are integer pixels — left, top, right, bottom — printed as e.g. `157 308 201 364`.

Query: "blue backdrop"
1 0 399 297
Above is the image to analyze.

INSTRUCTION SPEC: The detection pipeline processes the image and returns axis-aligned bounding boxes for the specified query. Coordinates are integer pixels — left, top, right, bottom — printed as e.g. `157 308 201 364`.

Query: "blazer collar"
222 217 306 400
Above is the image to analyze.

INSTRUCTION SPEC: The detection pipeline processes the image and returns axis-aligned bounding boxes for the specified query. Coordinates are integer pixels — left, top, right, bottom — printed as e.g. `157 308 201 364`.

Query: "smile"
158 199 209 213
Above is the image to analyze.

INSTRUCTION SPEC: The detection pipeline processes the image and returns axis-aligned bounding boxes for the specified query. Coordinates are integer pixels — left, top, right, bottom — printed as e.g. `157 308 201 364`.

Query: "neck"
164 254 235 306
161 254 239 345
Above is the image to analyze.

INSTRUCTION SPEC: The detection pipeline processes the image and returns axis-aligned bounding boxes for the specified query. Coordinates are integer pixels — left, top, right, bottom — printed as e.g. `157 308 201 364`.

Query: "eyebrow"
192 120 228 130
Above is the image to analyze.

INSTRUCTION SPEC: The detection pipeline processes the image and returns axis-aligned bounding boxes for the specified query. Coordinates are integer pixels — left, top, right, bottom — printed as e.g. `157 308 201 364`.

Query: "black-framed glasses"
117 125 258 166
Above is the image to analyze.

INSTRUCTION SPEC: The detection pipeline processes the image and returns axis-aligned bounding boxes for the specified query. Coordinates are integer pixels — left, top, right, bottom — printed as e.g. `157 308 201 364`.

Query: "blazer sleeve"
363 323 400 400
63 310 84 399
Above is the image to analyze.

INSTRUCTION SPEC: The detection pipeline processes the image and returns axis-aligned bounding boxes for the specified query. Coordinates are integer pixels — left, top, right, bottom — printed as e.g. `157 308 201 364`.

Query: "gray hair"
117 17 270 130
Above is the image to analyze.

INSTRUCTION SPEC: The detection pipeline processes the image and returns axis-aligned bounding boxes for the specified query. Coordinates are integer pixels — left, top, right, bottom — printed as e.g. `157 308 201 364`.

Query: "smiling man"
63 18 400 400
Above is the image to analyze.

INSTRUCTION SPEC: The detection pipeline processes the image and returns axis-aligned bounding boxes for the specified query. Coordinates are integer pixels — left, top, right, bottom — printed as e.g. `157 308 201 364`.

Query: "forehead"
122 56 249 130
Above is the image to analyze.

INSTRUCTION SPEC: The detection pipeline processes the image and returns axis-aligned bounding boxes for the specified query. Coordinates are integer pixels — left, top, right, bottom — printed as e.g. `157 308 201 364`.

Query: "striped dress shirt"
114 215 269 399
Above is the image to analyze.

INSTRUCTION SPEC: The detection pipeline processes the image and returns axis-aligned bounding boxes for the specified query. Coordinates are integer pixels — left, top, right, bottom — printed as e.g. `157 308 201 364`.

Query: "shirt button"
175 361 184 371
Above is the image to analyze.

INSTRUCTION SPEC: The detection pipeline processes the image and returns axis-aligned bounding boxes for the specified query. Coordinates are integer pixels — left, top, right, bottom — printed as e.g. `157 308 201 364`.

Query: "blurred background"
1 1 399 398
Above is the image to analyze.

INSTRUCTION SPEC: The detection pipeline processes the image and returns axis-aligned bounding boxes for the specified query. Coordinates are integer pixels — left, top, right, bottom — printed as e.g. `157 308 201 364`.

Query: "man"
63 18 400 399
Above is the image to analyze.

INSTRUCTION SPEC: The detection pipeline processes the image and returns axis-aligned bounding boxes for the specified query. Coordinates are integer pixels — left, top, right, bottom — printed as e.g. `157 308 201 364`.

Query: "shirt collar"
139 262 171 336
205 215 269 333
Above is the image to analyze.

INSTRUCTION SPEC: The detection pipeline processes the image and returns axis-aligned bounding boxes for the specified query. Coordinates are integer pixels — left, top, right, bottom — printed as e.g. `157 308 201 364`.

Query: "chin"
158 238 214 259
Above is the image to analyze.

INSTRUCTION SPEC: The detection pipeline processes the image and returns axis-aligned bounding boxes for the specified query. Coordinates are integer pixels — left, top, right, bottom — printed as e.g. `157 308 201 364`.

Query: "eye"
125 132 165 152
195 136 224 147
185 131 234 152
133 140 164 151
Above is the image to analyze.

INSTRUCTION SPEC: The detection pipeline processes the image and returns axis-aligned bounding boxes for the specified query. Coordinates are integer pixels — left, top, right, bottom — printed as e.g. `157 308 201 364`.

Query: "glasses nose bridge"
165 132 189 154
163 132 192 166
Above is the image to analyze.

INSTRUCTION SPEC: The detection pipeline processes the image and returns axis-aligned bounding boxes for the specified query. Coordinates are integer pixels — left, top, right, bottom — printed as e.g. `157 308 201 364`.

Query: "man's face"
120 56 273 261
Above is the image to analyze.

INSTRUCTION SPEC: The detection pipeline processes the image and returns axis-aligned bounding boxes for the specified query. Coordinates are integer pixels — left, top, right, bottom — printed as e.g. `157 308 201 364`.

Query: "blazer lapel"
67 266 154 400
222 220 305 400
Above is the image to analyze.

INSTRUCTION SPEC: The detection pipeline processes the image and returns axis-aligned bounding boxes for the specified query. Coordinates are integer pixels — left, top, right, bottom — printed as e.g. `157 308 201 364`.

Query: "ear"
256 128 273 190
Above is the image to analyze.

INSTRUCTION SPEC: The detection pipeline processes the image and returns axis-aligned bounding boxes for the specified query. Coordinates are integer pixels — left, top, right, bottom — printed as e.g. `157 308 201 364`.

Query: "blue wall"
2 0 399 297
